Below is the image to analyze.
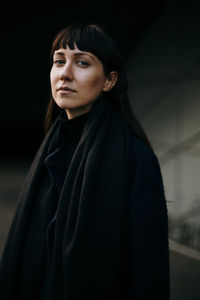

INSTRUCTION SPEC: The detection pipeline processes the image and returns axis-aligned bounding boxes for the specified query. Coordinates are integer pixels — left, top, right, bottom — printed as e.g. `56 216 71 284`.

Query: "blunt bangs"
50 23 123 74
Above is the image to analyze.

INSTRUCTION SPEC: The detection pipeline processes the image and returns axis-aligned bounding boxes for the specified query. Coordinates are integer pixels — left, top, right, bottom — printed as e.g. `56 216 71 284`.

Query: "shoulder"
126 131 168 224
111 108 161 172
129 132 154 158
127 130 164 186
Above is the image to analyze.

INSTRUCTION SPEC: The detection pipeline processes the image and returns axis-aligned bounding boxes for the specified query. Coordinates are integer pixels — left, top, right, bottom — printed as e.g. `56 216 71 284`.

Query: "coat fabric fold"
0 94 169 300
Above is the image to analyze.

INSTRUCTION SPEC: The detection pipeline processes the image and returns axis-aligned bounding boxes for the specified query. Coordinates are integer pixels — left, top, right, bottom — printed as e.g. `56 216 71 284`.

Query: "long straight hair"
45 22 153 150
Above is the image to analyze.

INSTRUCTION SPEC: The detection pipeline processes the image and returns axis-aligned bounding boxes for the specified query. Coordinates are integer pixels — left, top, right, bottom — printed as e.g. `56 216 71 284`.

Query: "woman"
0 22 169 299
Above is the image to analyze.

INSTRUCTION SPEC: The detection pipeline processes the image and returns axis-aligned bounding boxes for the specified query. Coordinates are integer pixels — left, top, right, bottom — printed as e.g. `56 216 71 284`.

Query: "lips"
57 86 76 92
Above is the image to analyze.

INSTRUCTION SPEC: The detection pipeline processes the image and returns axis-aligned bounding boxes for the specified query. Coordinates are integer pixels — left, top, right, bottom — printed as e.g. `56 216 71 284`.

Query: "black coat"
0 95 169 300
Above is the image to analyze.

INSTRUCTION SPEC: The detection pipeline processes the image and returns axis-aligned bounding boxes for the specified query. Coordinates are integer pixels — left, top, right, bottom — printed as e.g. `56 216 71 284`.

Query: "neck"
65 104 93 120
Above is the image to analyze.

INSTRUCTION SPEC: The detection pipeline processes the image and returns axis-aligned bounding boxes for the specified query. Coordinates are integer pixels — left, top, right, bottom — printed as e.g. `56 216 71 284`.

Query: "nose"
59 62 73 81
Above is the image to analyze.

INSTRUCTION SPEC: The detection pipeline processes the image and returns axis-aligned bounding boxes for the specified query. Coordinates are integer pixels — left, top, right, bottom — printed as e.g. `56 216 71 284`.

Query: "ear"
103 71 118 92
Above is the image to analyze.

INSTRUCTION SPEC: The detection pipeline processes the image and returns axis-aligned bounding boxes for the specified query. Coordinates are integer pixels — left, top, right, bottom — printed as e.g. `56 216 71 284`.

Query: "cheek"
79 72 105 92
50 71 53 86
50 70 57 92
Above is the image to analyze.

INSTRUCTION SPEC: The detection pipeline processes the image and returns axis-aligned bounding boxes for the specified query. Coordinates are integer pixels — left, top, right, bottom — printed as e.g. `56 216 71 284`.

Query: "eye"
54 59 65 65
76 60 89 67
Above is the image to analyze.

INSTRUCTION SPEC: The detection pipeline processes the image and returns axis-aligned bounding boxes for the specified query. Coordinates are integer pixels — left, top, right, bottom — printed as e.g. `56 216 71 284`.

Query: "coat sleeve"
127 147 170 300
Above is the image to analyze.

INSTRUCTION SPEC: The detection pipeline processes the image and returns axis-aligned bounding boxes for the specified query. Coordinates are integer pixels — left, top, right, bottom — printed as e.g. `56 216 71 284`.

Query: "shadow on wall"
126 0 200 254
126 1 200 299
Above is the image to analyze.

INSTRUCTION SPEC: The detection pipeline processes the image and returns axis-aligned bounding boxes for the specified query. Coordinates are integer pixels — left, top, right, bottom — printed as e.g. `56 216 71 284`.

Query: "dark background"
0 1 168 161
1 3 200 300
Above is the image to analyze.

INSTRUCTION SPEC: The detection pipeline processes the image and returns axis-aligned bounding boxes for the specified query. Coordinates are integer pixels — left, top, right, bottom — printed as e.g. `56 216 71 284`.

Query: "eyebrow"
53 51 96 62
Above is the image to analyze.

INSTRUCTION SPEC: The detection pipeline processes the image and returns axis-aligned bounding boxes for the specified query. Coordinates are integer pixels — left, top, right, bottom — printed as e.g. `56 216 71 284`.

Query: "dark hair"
44 22 153 150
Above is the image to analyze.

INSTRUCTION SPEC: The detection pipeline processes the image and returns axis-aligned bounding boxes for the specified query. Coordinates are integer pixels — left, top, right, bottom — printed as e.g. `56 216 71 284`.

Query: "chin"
55 98 76 110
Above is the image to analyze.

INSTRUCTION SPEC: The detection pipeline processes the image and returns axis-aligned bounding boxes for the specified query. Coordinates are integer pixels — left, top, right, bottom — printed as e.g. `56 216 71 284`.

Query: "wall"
126 0 200 253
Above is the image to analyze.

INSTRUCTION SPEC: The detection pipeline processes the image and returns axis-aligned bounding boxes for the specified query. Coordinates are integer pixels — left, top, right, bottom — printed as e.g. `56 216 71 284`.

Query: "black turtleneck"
59 110 90 144
55 110 90 190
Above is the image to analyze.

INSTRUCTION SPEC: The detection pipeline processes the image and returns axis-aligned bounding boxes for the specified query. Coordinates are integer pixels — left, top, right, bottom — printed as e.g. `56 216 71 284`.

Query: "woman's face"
50 46 115 119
